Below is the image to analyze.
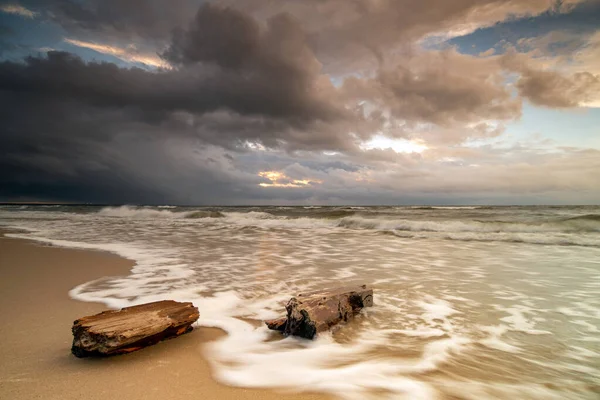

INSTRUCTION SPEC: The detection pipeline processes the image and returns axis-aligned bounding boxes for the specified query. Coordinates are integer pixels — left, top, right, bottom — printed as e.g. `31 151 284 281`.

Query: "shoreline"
0 230 330 400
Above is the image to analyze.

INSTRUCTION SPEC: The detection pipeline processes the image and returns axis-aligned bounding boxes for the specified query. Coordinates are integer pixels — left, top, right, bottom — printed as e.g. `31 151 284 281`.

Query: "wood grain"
71 300 199 357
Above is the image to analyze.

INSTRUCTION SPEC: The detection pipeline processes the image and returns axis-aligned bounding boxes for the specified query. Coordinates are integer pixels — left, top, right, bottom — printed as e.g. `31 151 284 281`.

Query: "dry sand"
0 231 331 400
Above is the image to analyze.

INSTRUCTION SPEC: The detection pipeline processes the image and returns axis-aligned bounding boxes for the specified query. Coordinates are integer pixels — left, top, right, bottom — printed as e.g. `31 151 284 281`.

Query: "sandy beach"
0 231 330 400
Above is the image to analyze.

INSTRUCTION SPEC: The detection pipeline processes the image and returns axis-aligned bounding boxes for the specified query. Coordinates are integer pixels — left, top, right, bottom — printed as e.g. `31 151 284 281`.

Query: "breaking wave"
566 214 600 222
337 216 600 247
408 206 485 210
205 213 600 247
89 206 600 246
338 215 600 233
97 206 223 219
309 209 356 218
185 211 225 219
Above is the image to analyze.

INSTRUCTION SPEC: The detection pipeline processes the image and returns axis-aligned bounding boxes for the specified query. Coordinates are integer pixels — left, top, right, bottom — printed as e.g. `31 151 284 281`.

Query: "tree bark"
71 300 199 357
265 285 373 339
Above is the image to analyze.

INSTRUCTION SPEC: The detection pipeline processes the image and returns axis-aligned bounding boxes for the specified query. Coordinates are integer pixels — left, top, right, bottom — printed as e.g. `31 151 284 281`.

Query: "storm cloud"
0 5 359 149
1 0 599 204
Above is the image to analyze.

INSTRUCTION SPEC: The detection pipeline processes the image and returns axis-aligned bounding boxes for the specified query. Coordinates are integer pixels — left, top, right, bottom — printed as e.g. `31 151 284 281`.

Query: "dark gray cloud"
0 18 354 147
162 4 350 124
0 4 362 203
0 50 341 125
0 24 15 55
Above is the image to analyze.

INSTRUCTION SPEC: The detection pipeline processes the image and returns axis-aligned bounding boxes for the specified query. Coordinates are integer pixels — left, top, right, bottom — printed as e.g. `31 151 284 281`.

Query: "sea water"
1 205 599 399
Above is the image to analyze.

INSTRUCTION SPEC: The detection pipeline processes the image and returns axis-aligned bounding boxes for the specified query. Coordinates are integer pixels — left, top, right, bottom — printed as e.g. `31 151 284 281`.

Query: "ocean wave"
3 205 599 398
221 212 334 229
94 206 599 234
441 232 600 247
223 211 278 220
175 213 599 246
338 215 599 233
311 209 356 218
97 205 223 219
408 206 484 210
97 206 176 218
337 216 600 247
566 214 600 222
185 211 225 219
222 210 355 222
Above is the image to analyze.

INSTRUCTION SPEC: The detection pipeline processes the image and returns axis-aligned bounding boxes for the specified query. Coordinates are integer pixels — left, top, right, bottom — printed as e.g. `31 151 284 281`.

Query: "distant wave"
312 209 356 218
185 211 225 219
338 215 599 233
337 216 599 247
97 206 223 219
408 206 484 210
566 214 600 222
89 206 599 246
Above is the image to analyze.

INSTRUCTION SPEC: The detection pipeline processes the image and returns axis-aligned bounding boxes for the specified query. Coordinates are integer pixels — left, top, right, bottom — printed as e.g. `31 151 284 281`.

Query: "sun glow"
258 171 322 188
361 135 428 153
63 38 170 69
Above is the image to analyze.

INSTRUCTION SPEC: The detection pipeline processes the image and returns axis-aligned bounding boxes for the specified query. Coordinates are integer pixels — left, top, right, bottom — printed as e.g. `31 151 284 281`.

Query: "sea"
1 204 599 399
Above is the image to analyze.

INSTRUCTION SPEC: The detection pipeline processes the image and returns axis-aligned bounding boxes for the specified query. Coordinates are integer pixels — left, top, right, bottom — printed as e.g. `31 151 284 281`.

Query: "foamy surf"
88 205 600 247
97 205 224 219
1 204 600 399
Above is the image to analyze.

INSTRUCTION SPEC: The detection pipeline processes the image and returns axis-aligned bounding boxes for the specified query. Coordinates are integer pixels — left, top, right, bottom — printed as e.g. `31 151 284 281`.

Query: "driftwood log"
265 285 373 339
71 300 199 357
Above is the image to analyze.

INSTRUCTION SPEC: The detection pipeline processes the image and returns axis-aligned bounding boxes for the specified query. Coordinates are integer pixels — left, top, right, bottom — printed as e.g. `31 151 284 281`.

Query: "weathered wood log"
71 300 199 357
265 285 373 339
265 316 287 332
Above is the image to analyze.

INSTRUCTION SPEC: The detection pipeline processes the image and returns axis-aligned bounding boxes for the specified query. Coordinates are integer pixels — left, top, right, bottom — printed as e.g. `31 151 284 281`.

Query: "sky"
0 0 599 205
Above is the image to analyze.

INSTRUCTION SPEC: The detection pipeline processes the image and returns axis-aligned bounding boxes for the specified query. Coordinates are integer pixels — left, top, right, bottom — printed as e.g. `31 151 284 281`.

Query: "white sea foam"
207 332 438 399
479 325 521 354
417 296 460 332
339 216 600 247
3 230 464 399
96 205 223 219
98 205 183 218
2 205 600 399
220 212 333 230
78 205 600 247
495 305 552 335
1 229 444 398
340 215 594 233
381 328 447 338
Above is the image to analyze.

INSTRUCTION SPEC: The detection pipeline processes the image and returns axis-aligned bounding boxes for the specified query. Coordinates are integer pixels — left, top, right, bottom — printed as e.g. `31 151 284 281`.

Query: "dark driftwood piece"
71 300 199 357
265 285 373 339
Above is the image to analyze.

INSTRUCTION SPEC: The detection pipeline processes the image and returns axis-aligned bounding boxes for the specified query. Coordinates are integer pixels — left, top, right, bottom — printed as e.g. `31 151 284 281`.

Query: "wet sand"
0 232 330 400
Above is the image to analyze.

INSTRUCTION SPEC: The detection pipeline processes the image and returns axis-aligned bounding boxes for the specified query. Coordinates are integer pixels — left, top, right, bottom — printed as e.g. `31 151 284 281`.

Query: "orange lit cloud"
0 4 36 18
64 38 169 69
258 171 323 188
